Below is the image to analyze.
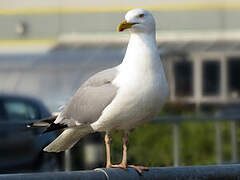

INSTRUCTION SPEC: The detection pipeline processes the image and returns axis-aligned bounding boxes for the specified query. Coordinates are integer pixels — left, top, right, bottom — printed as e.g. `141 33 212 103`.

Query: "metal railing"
153 115 239 166
63 114 239 170
1 164 240 180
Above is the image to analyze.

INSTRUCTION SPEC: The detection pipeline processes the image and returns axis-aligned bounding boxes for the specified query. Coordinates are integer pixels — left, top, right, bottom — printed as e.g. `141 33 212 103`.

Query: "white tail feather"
43 126 93 152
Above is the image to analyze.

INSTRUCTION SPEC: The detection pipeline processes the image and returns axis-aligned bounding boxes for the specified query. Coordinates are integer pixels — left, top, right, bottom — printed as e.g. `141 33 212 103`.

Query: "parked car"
0 94 62 173
215 104 240 120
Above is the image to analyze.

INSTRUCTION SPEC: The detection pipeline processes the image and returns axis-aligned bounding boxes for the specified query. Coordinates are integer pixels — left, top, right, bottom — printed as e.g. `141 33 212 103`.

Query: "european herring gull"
28 8 169 173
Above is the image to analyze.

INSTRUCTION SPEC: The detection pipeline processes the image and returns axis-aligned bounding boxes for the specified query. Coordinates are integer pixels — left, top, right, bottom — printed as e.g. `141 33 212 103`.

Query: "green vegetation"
108 102 239 167
110 123 173 167
72 102 239 169
109 120 237 167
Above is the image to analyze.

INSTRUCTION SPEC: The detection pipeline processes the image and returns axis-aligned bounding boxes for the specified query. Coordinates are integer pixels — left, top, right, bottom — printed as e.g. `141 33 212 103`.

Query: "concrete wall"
1 0 236 10
0 0 240 40
0 48 124 111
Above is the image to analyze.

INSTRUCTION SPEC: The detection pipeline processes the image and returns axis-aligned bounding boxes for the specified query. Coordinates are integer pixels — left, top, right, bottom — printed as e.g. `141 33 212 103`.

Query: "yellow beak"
118 20 137 32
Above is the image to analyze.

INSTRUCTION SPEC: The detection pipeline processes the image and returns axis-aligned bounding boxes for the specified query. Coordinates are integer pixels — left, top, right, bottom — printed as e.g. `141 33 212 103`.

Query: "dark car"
0 94 62 173
215 104 240 120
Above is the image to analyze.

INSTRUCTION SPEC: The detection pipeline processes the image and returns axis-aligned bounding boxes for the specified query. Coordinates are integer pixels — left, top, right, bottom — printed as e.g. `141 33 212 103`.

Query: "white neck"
114 31 168 92
120 31 160 72
123 32 157 60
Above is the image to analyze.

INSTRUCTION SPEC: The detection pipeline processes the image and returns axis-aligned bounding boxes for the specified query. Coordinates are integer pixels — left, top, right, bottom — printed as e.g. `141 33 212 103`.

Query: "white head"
118 8 156 34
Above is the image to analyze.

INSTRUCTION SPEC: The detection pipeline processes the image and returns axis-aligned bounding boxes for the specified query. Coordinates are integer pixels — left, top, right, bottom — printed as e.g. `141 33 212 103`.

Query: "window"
174 60 193 97
0 101 7 120
4 100 40 121
228 57 240 98
202 60 220 96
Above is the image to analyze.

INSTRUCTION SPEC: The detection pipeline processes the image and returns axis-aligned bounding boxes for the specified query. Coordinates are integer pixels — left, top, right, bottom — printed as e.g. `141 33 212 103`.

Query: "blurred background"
1 0 240 173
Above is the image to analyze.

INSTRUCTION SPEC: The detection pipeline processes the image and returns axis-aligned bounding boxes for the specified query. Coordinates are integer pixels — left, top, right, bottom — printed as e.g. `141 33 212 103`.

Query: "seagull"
28 8 169 174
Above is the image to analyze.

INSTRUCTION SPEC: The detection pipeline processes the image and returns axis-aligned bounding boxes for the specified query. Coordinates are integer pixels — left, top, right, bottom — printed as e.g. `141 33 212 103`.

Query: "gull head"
118 8 156 34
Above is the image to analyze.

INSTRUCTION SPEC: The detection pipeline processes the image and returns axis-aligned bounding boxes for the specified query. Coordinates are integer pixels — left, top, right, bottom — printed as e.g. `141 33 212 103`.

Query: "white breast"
91 33 169 131
91 58 169 131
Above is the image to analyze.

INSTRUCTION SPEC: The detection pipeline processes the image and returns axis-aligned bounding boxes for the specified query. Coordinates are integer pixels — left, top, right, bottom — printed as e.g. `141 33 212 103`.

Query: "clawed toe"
104 132 148 175
107 163 128 170
129 165 149 174
112 164 128 170
106 164 149 174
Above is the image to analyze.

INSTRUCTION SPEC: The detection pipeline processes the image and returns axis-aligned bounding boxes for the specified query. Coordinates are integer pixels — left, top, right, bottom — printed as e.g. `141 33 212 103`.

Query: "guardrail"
1 164 240 180
153 115 239 166
63 115 239 170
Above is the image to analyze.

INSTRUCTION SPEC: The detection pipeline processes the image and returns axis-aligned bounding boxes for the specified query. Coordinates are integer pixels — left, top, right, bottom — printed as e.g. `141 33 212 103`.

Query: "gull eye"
139 14 144 18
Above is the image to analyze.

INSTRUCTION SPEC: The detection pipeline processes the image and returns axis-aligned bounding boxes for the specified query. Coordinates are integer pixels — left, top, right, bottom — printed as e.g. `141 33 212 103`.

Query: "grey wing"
55 67 119 127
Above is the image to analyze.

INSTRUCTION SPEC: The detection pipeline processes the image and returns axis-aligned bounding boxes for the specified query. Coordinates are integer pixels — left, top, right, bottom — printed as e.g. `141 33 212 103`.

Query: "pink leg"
106 131 149 174
105 132 112 168
111 132 128 170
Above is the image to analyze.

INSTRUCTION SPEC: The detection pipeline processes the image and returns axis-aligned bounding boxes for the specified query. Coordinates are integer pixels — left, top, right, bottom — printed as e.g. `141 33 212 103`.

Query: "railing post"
3 165 240 180
215 121 223 164
64 149 72 171
173 122 180 166
231 120 238 162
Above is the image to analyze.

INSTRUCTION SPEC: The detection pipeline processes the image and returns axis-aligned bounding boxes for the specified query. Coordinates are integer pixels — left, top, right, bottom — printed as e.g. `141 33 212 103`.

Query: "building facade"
1 0 240 110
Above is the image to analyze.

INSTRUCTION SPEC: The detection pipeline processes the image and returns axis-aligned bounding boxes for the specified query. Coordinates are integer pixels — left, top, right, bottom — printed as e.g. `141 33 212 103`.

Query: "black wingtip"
26 115 58 128
26 123 33 128
42 123 68 134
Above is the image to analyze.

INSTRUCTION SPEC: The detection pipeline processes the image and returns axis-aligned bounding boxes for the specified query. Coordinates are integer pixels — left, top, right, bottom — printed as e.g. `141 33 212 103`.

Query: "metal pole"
64 149 72 171
231 120 238 162
215 121 223 164
2 165 240 180
173 122 180 166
